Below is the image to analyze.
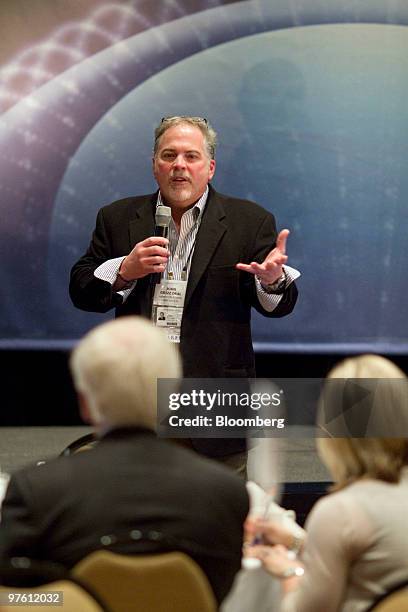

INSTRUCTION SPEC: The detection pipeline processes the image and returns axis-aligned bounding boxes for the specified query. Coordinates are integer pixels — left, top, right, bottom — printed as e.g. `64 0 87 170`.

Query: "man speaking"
70 116 299 461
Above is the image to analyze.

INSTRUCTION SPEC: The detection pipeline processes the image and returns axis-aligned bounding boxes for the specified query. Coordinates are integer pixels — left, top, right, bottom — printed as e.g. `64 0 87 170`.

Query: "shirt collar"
156 185 209 221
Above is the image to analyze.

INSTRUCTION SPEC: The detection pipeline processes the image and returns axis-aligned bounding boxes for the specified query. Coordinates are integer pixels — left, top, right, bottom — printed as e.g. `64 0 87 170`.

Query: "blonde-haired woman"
249 355 408 612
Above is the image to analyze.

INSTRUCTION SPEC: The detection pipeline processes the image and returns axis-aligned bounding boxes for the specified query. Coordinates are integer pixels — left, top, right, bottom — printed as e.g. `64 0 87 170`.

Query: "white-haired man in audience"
0 317 249 603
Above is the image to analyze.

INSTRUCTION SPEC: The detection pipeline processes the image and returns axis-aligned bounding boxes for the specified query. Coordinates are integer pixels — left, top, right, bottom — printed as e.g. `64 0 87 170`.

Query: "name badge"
152 280 187 343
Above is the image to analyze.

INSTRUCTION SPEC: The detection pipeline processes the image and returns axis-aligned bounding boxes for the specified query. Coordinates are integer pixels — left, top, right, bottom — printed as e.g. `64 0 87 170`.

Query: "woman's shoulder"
305 483 375 543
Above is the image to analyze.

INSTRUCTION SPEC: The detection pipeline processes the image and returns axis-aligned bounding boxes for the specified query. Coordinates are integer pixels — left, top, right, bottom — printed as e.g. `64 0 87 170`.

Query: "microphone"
155 205 171 238
152 205 171 287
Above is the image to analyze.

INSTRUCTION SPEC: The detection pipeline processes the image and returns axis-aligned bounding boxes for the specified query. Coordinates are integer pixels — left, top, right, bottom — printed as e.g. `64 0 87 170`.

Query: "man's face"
153 123 216 209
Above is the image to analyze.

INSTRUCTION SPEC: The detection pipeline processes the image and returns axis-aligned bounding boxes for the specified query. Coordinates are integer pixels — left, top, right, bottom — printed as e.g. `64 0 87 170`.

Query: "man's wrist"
118 259 134 283
258 270 287 293
114 260 134 289
117 270 132 284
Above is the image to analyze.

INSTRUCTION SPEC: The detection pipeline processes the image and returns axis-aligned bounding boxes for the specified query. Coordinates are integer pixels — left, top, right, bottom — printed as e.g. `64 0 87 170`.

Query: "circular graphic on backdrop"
50 24 408 350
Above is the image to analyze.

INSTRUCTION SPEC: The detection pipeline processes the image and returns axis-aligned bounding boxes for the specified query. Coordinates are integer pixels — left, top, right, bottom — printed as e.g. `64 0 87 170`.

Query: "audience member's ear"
78 392 93 425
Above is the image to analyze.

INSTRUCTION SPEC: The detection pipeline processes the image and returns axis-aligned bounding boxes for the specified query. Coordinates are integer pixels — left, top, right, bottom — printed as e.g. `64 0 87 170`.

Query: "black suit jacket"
70 187 298 454
0 428 248 603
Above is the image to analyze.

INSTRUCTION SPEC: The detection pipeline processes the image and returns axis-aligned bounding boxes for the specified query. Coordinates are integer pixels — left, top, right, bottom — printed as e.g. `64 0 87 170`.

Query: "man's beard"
168 182 193 203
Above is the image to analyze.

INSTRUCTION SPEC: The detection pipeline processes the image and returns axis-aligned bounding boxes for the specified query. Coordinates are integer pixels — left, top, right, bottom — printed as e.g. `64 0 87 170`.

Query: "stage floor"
0 427 330 482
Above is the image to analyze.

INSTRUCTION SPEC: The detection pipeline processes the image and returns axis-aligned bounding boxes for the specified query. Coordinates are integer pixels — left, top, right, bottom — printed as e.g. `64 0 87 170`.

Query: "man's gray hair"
153 116 217 159
70 317 181 430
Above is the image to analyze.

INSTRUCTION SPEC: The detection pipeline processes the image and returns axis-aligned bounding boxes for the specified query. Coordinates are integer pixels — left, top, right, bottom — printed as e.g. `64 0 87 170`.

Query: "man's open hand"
236 229 290 286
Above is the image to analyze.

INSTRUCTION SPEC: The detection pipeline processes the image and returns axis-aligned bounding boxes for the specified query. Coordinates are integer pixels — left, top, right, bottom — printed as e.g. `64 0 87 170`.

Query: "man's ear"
78 392 93 425
208 158 216 181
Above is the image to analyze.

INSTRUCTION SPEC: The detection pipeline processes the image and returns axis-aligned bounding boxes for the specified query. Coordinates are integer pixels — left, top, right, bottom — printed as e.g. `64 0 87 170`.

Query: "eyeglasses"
161 116 208 125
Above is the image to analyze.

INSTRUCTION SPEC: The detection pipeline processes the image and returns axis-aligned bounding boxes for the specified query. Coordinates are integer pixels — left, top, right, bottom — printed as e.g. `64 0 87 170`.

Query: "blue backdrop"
1 0 407 352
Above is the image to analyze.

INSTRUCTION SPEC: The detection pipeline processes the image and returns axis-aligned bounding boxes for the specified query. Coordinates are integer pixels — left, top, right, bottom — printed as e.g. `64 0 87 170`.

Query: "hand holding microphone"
119 206 171 281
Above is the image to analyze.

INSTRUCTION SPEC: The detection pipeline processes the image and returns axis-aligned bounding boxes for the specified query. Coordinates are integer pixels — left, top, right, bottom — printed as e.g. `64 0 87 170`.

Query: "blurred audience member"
0 317 248 603
248 355 408 611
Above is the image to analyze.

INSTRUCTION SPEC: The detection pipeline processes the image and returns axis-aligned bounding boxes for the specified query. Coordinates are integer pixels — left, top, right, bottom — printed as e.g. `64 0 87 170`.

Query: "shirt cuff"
255 265 301 312
94 257 137 303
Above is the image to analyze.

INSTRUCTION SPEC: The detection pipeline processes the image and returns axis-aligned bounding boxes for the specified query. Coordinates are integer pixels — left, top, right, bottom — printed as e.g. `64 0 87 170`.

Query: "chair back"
72 550 217 612
60 433 97 456
0 580 106 612
368 580 408 611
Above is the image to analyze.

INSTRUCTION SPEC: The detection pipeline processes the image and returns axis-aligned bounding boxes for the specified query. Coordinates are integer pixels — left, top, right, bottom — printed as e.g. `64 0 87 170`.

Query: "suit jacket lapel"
127 190 227 311
127 195 156 317
128 194 156 249
185 188 227 309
